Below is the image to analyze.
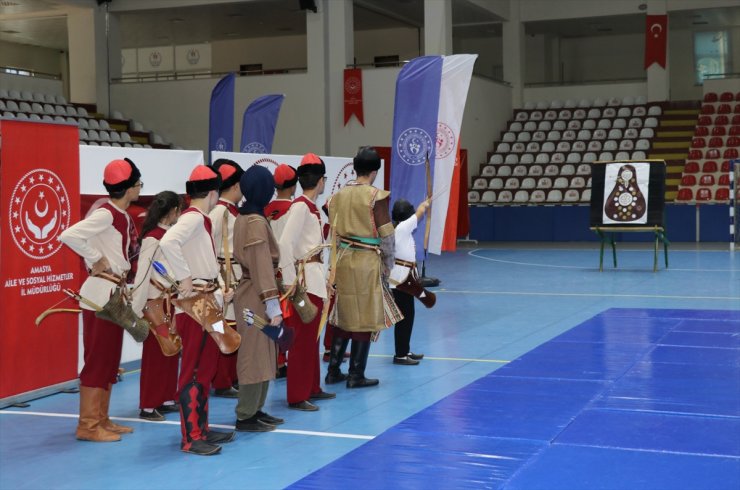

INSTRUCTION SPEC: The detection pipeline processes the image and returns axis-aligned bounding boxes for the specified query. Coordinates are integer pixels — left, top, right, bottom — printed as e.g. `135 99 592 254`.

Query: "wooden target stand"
589 159 668 272
590 225 669 272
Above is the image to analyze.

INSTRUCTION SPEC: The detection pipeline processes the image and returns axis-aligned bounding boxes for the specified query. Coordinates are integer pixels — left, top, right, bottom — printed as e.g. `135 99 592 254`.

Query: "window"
694 30 730 84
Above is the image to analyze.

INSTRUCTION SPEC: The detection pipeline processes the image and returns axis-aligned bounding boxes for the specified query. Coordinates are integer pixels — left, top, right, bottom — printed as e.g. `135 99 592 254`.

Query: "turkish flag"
343 68 364 126
644 15 668 69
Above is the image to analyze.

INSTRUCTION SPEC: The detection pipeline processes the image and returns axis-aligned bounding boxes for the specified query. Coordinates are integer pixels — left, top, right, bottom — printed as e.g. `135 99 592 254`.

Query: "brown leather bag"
173 292 241 354
395 271 436 309
142 297 182 357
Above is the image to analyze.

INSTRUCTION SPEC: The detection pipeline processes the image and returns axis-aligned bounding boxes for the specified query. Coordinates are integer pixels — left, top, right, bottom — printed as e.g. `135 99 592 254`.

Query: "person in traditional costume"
279 153 335 411
159 165 235 456
233 165 286 432
131 191 182 420
326 146 400 388
60 158 142 442
388 198 429 365
264 163 298 379
209 159 245 399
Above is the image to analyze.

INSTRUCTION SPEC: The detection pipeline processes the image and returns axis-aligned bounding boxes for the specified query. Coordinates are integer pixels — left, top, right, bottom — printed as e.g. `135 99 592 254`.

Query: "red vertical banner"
644 15 668 69
0 120 80 400
441 148 469 251
344 68 364 126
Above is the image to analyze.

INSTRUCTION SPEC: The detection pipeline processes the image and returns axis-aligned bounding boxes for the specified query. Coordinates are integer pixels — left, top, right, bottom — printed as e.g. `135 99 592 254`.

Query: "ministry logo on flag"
397 127 433 166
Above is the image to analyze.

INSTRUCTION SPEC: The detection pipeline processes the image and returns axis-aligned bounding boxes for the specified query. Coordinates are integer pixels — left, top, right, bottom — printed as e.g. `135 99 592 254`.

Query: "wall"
211 35 308 73
454 35 503 80
0 40 64 77
0 72 63 96
354 27 420 66
560 33 644 83
523 80 646 106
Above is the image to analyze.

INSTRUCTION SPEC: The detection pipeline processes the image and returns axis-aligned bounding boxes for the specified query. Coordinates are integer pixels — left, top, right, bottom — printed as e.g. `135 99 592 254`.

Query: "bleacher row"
471 95 661 205
0 87 170 149
676 92 740 203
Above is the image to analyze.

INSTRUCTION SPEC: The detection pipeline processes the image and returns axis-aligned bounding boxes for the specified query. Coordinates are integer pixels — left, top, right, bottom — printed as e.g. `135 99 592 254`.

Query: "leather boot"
324 336 349 384
346 341 379 388
76 386 121 442
100 384 133 434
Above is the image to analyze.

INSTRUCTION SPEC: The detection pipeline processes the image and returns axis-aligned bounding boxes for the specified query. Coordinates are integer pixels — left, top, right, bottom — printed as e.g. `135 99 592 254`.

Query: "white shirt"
59 201 132 310
130 225 173 317
278 197 327 299
159 208 220 283
389 214 417 287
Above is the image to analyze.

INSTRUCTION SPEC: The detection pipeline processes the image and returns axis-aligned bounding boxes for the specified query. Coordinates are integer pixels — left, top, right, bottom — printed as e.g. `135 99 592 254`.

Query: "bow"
423 151 433 252
317 219 338 340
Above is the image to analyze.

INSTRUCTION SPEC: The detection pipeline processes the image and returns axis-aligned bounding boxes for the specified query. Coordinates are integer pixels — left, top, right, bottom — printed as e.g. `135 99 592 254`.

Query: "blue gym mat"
289 308 740 489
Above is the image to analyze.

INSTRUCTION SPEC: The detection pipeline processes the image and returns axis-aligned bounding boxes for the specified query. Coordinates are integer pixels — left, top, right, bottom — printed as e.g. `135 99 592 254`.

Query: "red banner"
344 68 364 126
644 15 668 69
0 120 80 399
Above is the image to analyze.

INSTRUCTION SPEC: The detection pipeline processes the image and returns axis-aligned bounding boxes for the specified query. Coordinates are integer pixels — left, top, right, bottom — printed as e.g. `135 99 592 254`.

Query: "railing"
111 66 307 83
703 72 740 80
525 77 647 88
345 62 511 86
0 66 61 80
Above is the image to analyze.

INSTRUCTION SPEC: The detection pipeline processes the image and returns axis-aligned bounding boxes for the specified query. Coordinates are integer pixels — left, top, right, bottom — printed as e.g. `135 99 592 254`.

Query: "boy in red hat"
278 153 335 410
264 163 297 378
209 159 244 399
159 165 235 456
60 158 143 442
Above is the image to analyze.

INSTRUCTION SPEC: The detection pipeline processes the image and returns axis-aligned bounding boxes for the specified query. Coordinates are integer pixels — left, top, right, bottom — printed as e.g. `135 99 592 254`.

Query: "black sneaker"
206 430 235 444
213 387 239 398
139 409 165 421
288 400 319 411
276 365 287 379
256 410 284 425
156 403 179 414
393 356 420 366
309 390 336 400
181 440 221 456
408 352 424 361
324 371 347 384
235 416 276 432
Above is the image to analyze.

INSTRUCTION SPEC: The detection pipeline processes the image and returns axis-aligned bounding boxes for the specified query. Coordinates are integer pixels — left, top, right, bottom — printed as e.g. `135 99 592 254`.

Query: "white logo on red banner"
344 76 361 95
9 168 71 259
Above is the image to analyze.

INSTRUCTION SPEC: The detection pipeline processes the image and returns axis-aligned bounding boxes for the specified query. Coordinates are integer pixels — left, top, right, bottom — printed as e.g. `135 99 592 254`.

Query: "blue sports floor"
1 243 739 489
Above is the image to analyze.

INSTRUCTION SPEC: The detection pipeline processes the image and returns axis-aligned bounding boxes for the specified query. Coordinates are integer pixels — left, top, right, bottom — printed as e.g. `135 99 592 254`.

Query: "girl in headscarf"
232 165 286 432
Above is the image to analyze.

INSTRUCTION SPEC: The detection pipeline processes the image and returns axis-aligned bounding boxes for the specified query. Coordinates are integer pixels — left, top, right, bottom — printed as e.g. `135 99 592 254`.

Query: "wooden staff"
316 220 338 340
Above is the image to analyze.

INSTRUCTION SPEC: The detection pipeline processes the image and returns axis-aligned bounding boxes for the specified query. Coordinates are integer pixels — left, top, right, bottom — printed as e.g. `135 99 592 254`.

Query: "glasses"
133 181 144 188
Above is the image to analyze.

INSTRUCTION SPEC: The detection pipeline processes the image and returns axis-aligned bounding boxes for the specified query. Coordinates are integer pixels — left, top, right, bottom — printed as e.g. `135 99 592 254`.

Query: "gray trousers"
235 381 269 420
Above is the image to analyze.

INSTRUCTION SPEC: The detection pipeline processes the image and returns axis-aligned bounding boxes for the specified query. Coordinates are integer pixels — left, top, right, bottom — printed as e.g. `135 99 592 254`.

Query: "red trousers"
286 293 323 404
176 313 220 397
212 321 238 390
80 310 123 389
139 332 179 409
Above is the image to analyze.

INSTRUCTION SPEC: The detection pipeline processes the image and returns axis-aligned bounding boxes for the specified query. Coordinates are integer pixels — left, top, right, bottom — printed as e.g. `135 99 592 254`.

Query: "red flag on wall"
344 68 364 126
644 15 668 69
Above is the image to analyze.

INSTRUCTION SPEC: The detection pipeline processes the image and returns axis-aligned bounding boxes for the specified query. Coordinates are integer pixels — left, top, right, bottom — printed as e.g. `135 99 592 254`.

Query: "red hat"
103 158 141 193
297 152 326 178
185 165 221 196
274 164 297 189
211 158 244 191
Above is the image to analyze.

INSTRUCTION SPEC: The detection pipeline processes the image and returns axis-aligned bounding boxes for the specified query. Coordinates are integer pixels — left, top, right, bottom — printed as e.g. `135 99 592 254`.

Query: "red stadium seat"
697 116 712 126
701 104 715 115
736 92 740 101
708 137 723 148
699 174 715 186
676 188 694 201
719 174 730 186
684 161 700 173
715 188 729 201
691 137 706 148
724 148 738 159
718 104 731 114
702 161 718 173
711 126 726 136
706 148 721 159
730 126 740 136
715 115 729 125
727 136 740 147
720 92 734 102
680 175 696 186
688 149 703 160
735 104 740 114
695 188 712 201
703 92 718 102
733 115 740 125
694 126 709 136
721 160 730 172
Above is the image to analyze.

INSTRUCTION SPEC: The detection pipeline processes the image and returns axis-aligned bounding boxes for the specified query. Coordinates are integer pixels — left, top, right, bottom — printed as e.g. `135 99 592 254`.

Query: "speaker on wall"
299 0 317 13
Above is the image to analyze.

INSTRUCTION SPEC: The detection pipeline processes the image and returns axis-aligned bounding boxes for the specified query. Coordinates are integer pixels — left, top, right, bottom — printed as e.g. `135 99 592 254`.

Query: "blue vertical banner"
240 94 285 153
208 73 236 157
389 56 443 261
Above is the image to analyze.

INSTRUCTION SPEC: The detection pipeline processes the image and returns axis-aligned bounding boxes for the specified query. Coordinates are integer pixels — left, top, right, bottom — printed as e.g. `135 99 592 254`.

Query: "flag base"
420 276 441 287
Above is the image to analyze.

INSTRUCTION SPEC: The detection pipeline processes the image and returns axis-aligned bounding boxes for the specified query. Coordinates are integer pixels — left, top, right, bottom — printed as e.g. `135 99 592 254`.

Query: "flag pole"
420 152 440 287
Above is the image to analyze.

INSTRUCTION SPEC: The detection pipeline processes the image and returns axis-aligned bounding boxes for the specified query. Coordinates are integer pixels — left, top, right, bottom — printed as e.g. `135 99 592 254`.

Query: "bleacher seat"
644 117 658 128
567 120 581 130
562 130 576 141
566 153 581 164
597 119 611 129
593 129 607 140
571 176 587 188
624 128 639 139
581 189 592 202
54 116 65 123
565 99 577 109
509 122 523 132
632 106 646 117
635 139 650 150
513 165 528 176
537 177 552 189
619 139 634 151
498 190 513 203
100 120 110 130
684 161 700 173
573 109 586 119
528 165 543 176
692 137 707 148
544 164 559 176
552 121 566 131
482 166 496 177
699 174 715 186
711 126 726 136
583 119 597 130
716 115 730 125
608 97 621 107
724 148 738 159
87 129 100 141
8 90 21 100
704 92 718 102
489 178 504 190
648 105 662 116
559 110 572 120
546 190 563 202
29 114 41 121
603 140 618 151
66 106 77 116
588 108 601 119
719 174 730 185
468 191 480 203
16 113 29 120
676 188 693 201
545 110 557 120
698 116 712 126
615 151 630 160
728 136 740 147
505 178 520 190
551 153 565 163
556 141 571 152
520 154 535 164
561 164 576 175
608 128 623 140
513 190 529 203
583 152 597 163
578 99 590 108
0 88 8 98
696 188 712 201
42 115 53 122
718 104 732 114
701 105 715 115
599 152 614 161
603 108 616 118
65 116 76 124
503 132 516 142
576 164 591 176
680 175 696 186
498 165 512 177
481 190 496 203
715 188 730 201
617 107 631 118
511 143 526 153
473 178 488 189
517 132 531 143
55 95 67 105
19 101 32 113
547 130 561 141
20 90 33 101
695 126 709 136
622 96 635 105
613 118 627 129
530 190 546 203
535 153 549 164
530 111 543 121
489 154 503 164
587 141 603 152
730 126 740 135
593 98 606 107
536 121 551 132
496 142 510 153
572 141 586 152
563 189 580 202
532 131 546 142
516 111 528 121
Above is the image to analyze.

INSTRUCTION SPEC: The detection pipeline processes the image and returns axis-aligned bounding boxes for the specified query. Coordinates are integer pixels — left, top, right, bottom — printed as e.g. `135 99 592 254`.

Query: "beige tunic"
328 183 394 332
233 214 280 384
